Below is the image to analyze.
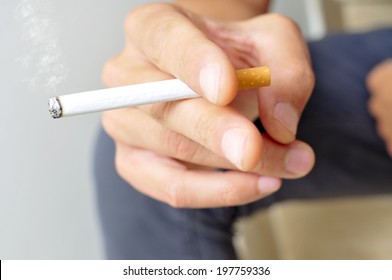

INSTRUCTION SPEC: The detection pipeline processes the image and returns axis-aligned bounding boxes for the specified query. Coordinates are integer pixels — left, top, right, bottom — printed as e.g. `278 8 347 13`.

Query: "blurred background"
0 0 391 259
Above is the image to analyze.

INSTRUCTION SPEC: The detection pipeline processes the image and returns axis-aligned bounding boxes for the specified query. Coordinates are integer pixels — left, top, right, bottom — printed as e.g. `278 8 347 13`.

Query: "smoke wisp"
15 0 68 91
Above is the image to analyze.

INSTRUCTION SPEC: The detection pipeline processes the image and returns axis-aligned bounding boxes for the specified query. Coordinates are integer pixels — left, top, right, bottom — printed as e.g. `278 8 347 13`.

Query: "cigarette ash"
48 97 62 118
15 0 68 91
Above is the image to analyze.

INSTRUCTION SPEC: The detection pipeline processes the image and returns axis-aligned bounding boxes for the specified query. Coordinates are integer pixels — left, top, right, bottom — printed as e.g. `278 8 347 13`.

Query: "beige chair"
235 195 392 259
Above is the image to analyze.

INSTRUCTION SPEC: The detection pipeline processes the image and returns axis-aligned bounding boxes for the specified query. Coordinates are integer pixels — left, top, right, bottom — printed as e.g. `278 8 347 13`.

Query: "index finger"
125 3 237 105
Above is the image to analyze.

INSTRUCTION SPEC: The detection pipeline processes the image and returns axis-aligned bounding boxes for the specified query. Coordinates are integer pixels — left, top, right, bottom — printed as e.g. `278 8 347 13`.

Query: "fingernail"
285 144 314 175
273 102 299 135
221 128 248 169
199 63 221 103
257 177 281 194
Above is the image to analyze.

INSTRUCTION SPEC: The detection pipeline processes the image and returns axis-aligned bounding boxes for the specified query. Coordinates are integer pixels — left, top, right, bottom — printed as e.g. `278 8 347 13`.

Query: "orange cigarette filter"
236 66 271 90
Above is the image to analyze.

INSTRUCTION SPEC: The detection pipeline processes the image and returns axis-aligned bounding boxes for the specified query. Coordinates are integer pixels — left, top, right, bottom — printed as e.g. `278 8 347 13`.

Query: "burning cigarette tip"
48 97 62 119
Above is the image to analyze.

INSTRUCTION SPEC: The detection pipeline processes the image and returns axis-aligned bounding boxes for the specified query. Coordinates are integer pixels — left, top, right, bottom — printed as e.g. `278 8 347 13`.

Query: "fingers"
115 142 282 208
143 98 263 171
102 5 317 211
102 55 263 171
253 136 315 178
112 7 315 147
103 108 231 169
103 108 315 178
124 3 238 105
102 48 263 171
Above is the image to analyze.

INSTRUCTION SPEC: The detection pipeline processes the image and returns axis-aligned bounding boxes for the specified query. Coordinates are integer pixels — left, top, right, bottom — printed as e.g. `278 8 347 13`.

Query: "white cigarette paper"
49 79 198 118
48 66 270 119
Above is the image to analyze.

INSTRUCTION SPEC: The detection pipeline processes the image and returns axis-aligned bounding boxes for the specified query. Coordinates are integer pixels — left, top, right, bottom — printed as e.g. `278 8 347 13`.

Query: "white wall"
0 0 320 259
272 0 325 39
0 0 162 259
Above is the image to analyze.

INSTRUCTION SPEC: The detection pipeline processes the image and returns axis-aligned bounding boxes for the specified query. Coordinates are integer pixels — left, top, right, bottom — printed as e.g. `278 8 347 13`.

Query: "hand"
102 3 315 208
367 59 392 157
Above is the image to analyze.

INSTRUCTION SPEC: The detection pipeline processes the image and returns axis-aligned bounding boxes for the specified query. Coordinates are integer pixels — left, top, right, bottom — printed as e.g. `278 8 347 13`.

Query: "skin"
101 0 316 208
367 59 392 157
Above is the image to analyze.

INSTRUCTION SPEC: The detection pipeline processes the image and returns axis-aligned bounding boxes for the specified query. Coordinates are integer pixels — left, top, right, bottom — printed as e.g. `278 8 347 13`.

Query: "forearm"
175 0 270 20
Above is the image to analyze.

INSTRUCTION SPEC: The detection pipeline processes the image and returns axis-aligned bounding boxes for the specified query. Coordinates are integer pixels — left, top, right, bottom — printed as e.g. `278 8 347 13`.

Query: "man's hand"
101 3 315 208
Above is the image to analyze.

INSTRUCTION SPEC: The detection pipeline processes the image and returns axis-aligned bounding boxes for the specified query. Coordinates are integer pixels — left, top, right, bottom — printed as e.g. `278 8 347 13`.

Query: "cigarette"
48 66 270 119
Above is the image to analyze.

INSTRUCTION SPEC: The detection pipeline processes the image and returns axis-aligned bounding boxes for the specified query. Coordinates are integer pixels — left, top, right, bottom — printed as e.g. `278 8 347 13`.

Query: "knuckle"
124 9 138 34
114 145 127 180
286 60 315 98
101 56 120 88
101 111 118 138
124 3 182 64
164 180 186 208
101 109 126 139
124 3 168 33
307 68 316 92
268 13 301 32
301 65 316 97
218 181 240 206
194 116 209 143
293 61 314 88
194 107 217 144
149 101 175 124
114 153 123 177
148 18 184 65
164 131 199 163
113 144 140 188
